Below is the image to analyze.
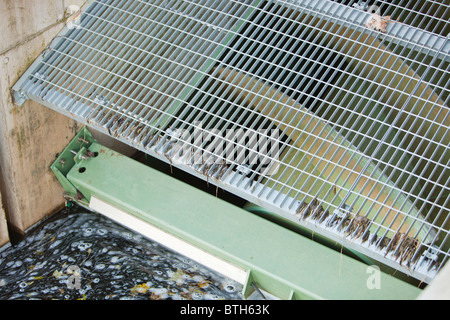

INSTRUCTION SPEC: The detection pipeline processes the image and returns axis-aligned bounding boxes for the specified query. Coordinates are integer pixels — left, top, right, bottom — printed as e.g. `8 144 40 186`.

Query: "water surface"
0 205 243 300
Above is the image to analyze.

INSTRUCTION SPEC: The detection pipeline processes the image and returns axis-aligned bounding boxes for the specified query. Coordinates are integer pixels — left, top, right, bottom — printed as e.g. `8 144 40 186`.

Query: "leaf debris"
365 14 392 33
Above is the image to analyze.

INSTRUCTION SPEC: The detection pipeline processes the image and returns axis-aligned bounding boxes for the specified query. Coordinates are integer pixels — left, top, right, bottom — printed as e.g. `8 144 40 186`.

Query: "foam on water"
0 206 243 300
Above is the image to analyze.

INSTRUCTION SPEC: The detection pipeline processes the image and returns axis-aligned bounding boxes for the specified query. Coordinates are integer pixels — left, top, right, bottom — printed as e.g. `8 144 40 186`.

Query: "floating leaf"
130 283 149 295
77 293 87 300
150 292 162 300
198 280 211 288
169 268 189 285
53 270 64 279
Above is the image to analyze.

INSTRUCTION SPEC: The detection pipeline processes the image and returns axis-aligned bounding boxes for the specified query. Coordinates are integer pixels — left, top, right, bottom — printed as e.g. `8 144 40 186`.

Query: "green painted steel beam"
57 128 422 300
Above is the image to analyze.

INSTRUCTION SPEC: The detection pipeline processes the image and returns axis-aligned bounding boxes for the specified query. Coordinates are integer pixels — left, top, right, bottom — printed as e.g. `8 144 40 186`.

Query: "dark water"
0 205 243 300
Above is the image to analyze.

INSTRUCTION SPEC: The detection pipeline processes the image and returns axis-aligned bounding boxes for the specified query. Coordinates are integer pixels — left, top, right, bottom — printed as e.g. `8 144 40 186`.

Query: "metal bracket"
10 88 29 106
50 126 96 200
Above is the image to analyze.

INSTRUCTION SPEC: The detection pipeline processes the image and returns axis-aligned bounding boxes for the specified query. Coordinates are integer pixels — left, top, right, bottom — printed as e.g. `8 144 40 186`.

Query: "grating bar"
12 0 450 284
271 1 450 66
29 50 448 214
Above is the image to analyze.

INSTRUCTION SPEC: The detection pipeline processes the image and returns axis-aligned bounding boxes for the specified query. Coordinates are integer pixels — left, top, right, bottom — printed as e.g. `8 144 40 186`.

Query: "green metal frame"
52 127 421 299
50 126 96 203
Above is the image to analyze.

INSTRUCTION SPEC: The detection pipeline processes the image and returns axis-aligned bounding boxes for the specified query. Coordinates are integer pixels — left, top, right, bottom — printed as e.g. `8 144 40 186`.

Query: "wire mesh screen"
13 0 449 283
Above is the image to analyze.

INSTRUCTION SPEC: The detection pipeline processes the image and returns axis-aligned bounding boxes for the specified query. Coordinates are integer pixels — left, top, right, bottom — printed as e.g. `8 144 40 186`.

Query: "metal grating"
12 0 449 284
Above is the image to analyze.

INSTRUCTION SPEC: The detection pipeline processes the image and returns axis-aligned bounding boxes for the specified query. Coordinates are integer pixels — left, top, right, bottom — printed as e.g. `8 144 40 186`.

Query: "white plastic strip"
89 196 248 284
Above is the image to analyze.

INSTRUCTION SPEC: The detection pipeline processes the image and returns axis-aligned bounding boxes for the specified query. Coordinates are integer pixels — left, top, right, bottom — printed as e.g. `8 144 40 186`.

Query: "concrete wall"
0 191 7 247
418 261 450 300
0 0 86 242
0 0 137 244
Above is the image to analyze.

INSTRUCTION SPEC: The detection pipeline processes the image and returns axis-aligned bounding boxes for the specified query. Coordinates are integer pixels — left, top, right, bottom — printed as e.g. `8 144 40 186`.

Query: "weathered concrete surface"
0 0 87 240
2 1 60 53
0 1 88 55
0 191 8 247
0 38 80 235
418 261 450 300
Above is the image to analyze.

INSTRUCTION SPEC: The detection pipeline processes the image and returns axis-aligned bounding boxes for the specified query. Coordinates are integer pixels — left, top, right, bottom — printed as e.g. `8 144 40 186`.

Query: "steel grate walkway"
12 0 449 283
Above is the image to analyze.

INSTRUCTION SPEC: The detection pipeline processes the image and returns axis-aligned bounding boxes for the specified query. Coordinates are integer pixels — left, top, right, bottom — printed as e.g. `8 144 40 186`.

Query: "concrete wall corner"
0 0 88 243
0 191 8 247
